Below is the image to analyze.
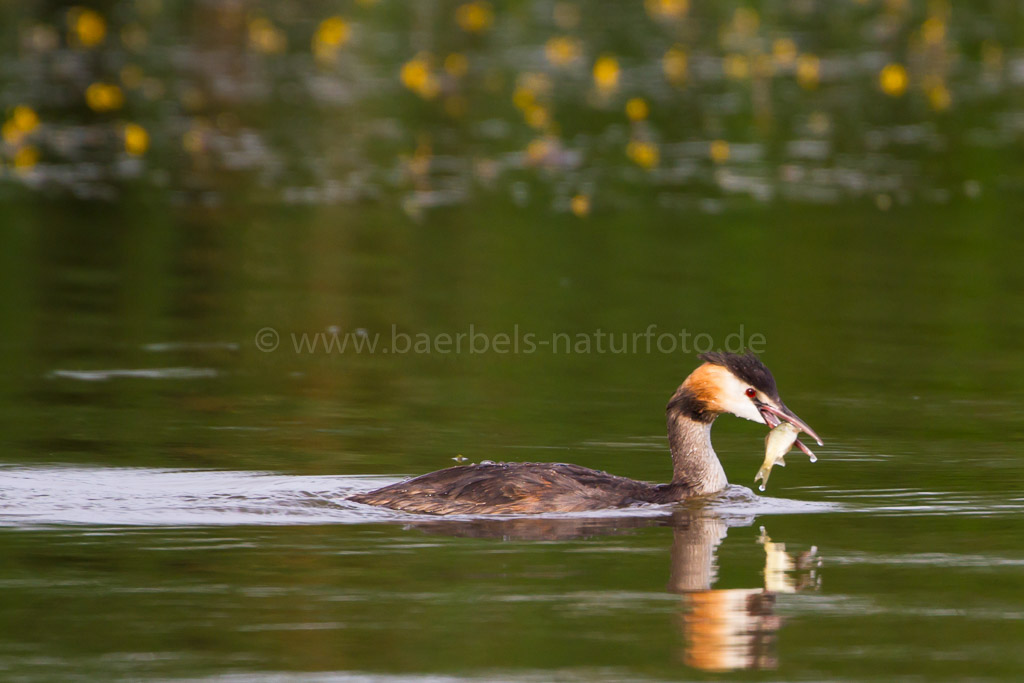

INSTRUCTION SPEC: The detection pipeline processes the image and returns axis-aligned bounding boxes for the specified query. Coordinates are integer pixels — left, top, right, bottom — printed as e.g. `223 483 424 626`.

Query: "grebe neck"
666 397 728 495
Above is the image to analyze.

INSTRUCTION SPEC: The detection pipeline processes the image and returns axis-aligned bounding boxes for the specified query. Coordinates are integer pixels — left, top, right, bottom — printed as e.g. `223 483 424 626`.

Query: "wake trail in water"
0 465 841 528
0 465 394 527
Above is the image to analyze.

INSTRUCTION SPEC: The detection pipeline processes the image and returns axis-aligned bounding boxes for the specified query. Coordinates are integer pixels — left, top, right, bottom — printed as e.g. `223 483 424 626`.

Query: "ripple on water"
0 466 845 529
48 368 220 381
140 342 240 353
0 465 388 527
699 484 842 519
3 466 1017 528
810 487 1024 517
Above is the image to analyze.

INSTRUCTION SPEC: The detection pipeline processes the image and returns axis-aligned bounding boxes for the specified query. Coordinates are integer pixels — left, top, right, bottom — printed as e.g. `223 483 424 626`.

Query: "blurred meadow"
1 0 1018 210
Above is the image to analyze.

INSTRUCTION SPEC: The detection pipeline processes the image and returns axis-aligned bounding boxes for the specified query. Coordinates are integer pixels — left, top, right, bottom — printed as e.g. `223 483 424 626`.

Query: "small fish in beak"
757 403 822 463
755 422 802 492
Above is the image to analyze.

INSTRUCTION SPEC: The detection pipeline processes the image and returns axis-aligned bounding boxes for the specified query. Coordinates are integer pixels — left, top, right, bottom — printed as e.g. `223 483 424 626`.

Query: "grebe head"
682 351 823 446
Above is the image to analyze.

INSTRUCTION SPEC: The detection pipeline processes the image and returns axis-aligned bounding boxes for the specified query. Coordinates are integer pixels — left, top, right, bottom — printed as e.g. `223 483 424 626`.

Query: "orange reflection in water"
670 519 820 671
412 508 820 673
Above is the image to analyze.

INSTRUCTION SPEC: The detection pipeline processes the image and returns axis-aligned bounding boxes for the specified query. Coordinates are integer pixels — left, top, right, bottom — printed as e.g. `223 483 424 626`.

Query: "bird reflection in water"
670 517 820 671
409 508 820 672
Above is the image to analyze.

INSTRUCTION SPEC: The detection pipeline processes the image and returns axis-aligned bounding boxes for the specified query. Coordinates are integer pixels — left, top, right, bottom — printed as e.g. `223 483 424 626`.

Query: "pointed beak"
758 403 823 447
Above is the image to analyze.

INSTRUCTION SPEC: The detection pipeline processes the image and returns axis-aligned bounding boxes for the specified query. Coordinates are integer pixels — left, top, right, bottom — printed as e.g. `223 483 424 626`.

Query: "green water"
3 1 1024 680
2 199 1023 682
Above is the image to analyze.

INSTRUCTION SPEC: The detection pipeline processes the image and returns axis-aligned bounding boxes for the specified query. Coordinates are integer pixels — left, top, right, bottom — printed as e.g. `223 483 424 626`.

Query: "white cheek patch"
711 370 766 423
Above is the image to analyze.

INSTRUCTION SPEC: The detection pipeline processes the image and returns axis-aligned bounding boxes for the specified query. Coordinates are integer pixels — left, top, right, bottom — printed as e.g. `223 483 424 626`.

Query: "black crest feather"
698 350 779 399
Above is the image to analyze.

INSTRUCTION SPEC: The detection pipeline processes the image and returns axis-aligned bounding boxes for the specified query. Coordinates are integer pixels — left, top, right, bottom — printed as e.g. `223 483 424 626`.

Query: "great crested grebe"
349 351 822 515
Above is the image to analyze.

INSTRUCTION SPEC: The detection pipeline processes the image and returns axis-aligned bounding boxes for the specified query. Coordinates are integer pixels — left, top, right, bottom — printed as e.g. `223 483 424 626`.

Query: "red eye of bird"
745 388 757 398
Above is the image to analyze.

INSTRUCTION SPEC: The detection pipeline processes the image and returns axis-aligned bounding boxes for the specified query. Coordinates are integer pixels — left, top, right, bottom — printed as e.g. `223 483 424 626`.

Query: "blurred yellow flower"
13 145 39 170
316 16 351 47
85 83 124 112
513 86 535 111
545 36 581 67
401 54 440 99
796 54 820 89
68 7 106 48
313 16 351 61
525 105 550 129
627 140 659 169
570 194 590 217
724 53 750 80
625 97 649 121
593 55 620 94
456 2 493 34
772 38 798 66
512 73 553 128
879 63 908 96
11 106 40 135
709 139 730 163
123 123 149 156
444 53 469 78
927 83 951 110
921 17 946 44
662 45 688 85
3 104 42 164
645 0 688 20
248 17 287 54
518 72 552 95
1 121 20 145
526 137 553 165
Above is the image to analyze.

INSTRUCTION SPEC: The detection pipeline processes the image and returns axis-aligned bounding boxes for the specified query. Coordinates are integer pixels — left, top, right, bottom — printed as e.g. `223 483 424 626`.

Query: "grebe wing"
349 462 657 515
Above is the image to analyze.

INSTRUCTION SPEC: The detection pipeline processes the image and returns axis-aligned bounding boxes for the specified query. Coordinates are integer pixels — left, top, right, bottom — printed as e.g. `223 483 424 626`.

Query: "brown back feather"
349 463 691 515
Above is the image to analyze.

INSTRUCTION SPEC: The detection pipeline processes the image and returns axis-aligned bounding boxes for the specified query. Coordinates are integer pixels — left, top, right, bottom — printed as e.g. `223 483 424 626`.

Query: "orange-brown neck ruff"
666 363 734 423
